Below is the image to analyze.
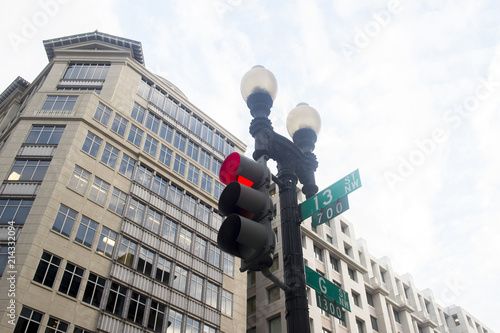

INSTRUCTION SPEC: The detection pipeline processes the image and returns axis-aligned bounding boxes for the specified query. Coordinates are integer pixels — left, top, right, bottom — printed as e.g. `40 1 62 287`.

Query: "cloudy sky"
1 0 499 330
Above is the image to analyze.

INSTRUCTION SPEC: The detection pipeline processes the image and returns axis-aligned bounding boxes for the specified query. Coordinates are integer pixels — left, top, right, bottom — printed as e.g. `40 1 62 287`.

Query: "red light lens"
219 153 241 185
237 175 254 187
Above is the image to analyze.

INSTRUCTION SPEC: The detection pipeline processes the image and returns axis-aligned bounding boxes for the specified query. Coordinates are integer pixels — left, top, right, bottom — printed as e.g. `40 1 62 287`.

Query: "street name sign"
311 195 349 227
315 291 345 321
305 265 350 311
300 169 361 221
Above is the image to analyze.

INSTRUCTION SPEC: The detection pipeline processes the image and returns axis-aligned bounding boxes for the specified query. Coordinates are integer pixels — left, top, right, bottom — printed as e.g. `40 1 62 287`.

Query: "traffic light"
217 152 276 272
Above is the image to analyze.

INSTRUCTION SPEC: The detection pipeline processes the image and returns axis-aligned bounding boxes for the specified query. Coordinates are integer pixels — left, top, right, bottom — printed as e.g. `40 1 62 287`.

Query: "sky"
1 0 499 330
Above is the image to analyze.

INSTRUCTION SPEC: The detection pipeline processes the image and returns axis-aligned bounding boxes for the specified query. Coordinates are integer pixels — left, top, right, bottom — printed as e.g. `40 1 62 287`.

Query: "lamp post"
240 65 321 333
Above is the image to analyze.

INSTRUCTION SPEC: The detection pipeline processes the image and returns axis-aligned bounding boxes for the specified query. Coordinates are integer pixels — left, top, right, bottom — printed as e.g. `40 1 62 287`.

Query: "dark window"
117 238 137 267
127 292 147 324
46 316 69 332
14 306 44 333
83 272 106 308
105 282 128 316
58 262 85 298
33 251 61 288
155 256 171 285
0 199 33 225
148 301 165 333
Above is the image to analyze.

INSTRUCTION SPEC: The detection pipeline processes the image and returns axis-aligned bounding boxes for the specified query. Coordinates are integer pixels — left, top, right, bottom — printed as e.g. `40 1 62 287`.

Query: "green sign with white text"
305 265 350 311
315 291 345 321
311 195 349 227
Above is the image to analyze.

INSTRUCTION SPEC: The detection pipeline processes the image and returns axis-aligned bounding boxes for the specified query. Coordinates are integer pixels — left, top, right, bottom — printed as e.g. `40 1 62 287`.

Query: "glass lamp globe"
286 102 321 138
240 65 278 102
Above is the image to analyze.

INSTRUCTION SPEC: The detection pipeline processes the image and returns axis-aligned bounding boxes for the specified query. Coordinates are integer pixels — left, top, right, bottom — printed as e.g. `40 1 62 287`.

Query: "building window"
212 212 222 230
393 309 401 324
41 95 78 111
25 125 64 144
100 143 119 168
63 63 109 80
108 188 127 215
194 236 207 260
329 255 339 272
82 131 102 158
341 221 349 236
127 291 147 325
127 124 143 147
173 132 186 152
144 134 159 157
167 185 182 207
148 301 165 333
93 102 112 126
189 274 204 301
137 247 155 276
118 154 136 179
159 121 174 143
33 251 61 288
223 253 234 276
208 243 221 268
371 316 379 332
52 204 77 237
155 256 171 285
176 107 190 127
7 159 50 181
214 181 224 199
45 316 69 333
187 164 200 185
352 291 361 307
105 282 128 316
206 281 219 308
173 154 187 176
14 306 44 332
68 165 91 195
221 289 233 316
58 262 85 298
268 316 281 333
178 227 192 251
82 272 106 308
96 227 117 258
186 141 199 161
111 113 128 136
201 172 213 194
168 310 183 333
213 132 225 153
182 194 197 216
145 208 162 234
452 314 460 326
172 265 188 292
247 296 256 316
145 111 161 134
75 216 98 248
0 199 33 225
268 286 280 303
190 116 202 136
356 319 365 333
135 165 153 188
131 102 146 123
88 176 110 206
159 145 173 167
211 159 222 177
152 174 168 198
270 254 279 272
126 198 146 225
196 203 210 224
117 237 137 267
339 310 347 326
348 268 357 281
314 245 323 262
74 327 93 333
380 270 387 283
199 150 211 169
366 292 374 306
161 218 177 242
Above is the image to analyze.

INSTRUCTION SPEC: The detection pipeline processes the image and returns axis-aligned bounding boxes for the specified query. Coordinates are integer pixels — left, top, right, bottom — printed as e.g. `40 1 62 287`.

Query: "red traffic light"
219 152 266 188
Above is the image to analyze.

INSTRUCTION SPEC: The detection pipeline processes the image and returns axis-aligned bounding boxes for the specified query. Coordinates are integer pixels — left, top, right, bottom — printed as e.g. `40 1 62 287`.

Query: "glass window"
205 281 218 308
75 216 98 248
314 245 323 262
199 150 211 169
0 199 33 225
176 107 190 127
221 289 233 316
189 274 204 301
173 154 186 176
187 164 200 186
41 95 78 111
148 301 165 333
155 256 171 285
370 316 379 332
189 116 202 136
58 262 85 298
223 253 234 276
367 292 374 306
68 165 90 195
135 164 153 188
168 309 183 333
247 296 256 316
118 154 136 179
14 306 44 333
105 282 128 316
83 272 106 308
212 212 223 230
45 316 69 333
88 176 110 206
33 251 61 288
108 187 127 215
146 111 161 134
145 208 162 234
167 185 182 207
63 63 109 80
117 237 137 267
182 194 196 216
211 159 222 177
159 121 173 143
7 159 50 182
201 173 212 194
82 131 102 158
138 78 151 100
137 247 155 276
356 319 365 333
131 102 146 123
25 125 65 144
269 316 281 333
100 143 119 169
208 243 221 268
186 141 199 161
161 218 177 242
111 113 128 136
127 124 143 147
172 265 188 292
214 181 224 199
196 203 210 224
159 144 173 167
348 268 357 281
52 204 77 237
152 174 169 198
150 88 167 111
126 198 146 225
213 132 225 153
179 227 192 252
194 236 207 260
173 132 186 152
186 317 200 333
93 102 112 125
330 255 339 272
268 286 280 303
144 134 159 157
96 227 117 258
201 124 213 144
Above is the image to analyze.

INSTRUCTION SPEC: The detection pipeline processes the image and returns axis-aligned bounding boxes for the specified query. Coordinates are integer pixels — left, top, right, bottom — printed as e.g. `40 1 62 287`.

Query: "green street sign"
315 291 345 321
311 195 349 227
305 265 350 311
301 169 361 221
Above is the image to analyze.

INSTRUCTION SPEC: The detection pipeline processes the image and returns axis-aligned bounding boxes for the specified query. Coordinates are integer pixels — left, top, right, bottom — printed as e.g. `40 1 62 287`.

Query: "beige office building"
0 31 247 333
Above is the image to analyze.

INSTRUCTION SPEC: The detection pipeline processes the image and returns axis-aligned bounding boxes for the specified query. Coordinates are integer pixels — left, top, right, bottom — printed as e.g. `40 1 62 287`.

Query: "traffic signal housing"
217 152 275 272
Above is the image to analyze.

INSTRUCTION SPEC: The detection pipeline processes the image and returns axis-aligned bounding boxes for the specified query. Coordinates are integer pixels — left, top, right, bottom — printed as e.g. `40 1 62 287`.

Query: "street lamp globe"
286 102 321 135
240 65 278 102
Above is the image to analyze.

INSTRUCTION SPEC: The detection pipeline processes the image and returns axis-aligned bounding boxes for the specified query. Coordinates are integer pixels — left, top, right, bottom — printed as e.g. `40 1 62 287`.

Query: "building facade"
0 31 247 333
247 189 494 333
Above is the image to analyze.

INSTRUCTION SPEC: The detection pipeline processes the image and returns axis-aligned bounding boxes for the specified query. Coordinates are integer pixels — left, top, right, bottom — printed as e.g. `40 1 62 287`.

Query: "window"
168 310 183 333
194 236 207 259
211 159 222 177
161 218 177 242
221 289 233 316
137 247 155 276
7 159 50 181
223 253 234 276
212 212 222 230
41 95 77 111
173 154 187 175
33 251 61 288
63 63 109 80
155 256 171 285
214 181 224 199
352 291 361 307
14 306 44 333
82 132 102 157
138 78 151 99
144 134 159 157
269 254 279 272
96 227 117 257
356 319 365 333
88 177 110 206
128 124 144 147
106 282 128 316
45 316 69 333
167 185 182 207
127 291 147 324
247 271 256 287
187 164 200 185
197 203 210 224
201 172 212 193
93 102 112 125
189 274 204 300
199 150 211 169
0 199 33 224
314 245 323 262
330 255 339 272
185 317 200 333
100 143 119 168
366 292 374 306
206 281 218 308
152 174 168 198
452 314 460 326
404 286 410 299
83 272 106 308
131 102 146 123
190 116 202 136
145 208 162 233
182 194 196 215
118 154 136 179
68 165 91 195
380 270 387 283
126 198 146 224
268 286 280 303
268 316 281 333
159 121 174 143
58 262 85 298
172 265 188 292
159 144 173 167
74 327 93 333
148 301 165 333
326 235 333 244
117 237 137 267
247 296 256 316
146 111 161 133
208 243 220 268
75 216 98 248
111 113 128 136
213 132 225 153
394 309 401 323
370 316 379 332
25 125 64 144
179 227 192 251
201 124 213 144
186 141 199 161
135 165 153 188
176 107 190 127
108 188 127 215
173 132 186 151
348 268 357 281
52 204 77 237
